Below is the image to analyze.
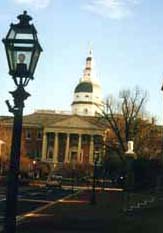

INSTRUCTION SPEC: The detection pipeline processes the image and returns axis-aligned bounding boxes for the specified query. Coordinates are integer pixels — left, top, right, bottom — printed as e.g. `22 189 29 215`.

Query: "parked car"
46 173 63 188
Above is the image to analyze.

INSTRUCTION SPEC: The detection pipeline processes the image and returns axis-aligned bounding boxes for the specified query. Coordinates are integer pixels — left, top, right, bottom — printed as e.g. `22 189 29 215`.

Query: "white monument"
125 141 136 159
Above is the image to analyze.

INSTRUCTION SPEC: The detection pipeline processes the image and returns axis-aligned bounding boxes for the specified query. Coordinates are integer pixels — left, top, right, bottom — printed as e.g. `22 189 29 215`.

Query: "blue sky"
0 0 163 124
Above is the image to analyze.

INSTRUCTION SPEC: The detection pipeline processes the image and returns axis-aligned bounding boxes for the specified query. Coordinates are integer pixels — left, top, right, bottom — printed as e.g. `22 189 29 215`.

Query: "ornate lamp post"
2 11 42 233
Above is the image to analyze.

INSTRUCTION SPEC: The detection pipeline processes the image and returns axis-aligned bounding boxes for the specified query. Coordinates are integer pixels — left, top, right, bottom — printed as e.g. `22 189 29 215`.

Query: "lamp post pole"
2 11 42 233
72 168 74 193
5 88 29 233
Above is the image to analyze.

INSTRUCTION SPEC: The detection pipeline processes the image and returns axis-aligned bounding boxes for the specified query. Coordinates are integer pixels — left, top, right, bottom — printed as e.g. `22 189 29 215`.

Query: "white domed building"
0 50 106 169
71 50 103 116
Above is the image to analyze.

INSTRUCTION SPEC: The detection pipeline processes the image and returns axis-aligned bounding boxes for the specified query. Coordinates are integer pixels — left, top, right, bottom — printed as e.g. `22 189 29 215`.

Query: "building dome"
75 82 93 93
71 50 103 116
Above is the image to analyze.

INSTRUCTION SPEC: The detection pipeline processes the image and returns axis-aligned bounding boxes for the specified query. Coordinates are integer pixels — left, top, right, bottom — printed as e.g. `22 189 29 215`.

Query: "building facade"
41 114 105 165
0 51 163 174
0 51 106 170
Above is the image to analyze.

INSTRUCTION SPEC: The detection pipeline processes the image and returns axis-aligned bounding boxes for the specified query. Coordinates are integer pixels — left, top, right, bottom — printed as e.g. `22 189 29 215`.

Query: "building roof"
74 82 93 93
0 111 107 129
0 116 13 120
74 82 101 93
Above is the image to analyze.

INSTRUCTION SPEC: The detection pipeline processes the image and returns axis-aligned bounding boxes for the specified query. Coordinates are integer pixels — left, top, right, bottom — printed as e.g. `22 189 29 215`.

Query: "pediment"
47 115 101 130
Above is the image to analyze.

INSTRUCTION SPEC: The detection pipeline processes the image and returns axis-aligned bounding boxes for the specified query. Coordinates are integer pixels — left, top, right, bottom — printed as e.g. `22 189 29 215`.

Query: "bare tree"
100 87 148 158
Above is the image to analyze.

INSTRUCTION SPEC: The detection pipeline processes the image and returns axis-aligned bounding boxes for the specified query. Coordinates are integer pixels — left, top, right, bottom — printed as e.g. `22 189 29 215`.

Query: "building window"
37 130 42 140
26 130 32 140
82 135 89 144
70 134 78 147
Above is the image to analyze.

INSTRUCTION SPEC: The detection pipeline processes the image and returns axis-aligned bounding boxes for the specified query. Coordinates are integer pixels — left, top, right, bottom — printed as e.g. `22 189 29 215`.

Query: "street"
0 186 72 232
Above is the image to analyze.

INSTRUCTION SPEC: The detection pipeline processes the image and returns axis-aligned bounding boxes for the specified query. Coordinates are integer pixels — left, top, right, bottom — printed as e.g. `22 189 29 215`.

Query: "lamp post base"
90 192 96 205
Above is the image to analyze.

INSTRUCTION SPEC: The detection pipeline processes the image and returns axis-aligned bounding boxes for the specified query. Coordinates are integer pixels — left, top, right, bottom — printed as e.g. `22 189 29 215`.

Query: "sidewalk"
14 190 163 233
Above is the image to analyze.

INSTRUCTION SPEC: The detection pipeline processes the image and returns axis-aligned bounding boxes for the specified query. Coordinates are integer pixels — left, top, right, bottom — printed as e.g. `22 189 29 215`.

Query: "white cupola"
71 50 103 116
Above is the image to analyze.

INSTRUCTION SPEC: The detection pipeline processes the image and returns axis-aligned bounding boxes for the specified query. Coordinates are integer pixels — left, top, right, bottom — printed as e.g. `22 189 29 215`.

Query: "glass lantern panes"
3 11 42 84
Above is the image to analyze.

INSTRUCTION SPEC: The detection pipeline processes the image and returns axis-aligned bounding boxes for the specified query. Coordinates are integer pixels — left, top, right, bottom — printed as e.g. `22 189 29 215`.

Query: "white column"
42 132 47 161
80 150 84 163
77 134 82 162
64 133 70 163
89 135 94 164
53 132 58 164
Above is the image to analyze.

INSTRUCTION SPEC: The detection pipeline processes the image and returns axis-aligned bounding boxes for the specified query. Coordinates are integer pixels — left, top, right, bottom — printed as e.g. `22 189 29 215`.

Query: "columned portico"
41 114 105 167
41 131 103 166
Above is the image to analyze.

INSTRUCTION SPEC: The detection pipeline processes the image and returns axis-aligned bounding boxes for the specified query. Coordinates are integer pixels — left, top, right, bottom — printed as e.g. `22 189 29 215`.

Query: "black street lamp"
2 11 42 233
90 152 99 205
